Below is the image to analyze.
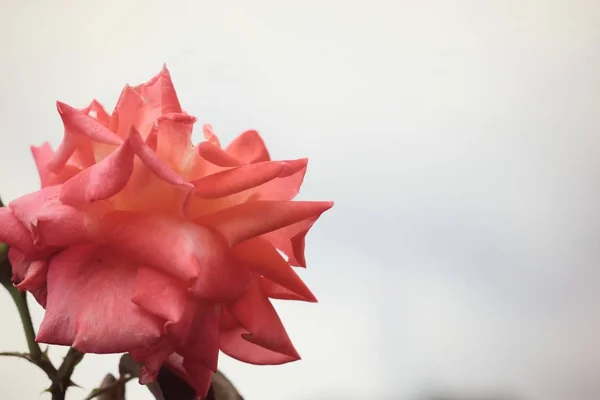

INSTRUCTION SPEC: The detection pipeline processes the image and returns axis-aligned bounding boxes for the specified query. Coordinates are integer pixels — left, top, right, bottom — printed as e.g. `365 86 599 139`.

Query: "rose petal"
37 245 163 353
9 185 61 230
226 130 270 164
9 185 91 249
252 158 308 201
30 143 55 188
110 66 184 140
8 248 48 307
130 339 174 383
220 326 298 365
191 161 286 199
129 126 192 188
197 201 333 247
117 127 191 216
133 65 182 117
15 260 47 293
189 253 251 303
165 300 220 371
110 85 145 138
120 215 250 303
0 207 37 255
31 143 81 187
153 113 196 171
59 131 135 207
183 141 240 183
226 279 299 358
132 267 188 323
109 66 182 141
30 202 88 247
219 307 238 331
196 142 243 168
81 99 111 127
263 215 324 267
98 212 231 283
46 140 89 176
260 277 316 302
48 101 123 172
202 124 221 148
56 102 122 145
9 248 32 286
233 237 316 302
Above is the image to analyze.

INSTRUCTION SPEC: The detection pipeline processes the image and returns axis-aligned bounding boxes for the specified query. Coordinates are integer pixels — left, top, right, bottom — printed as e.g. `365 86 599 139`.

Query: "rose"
0 66 332 398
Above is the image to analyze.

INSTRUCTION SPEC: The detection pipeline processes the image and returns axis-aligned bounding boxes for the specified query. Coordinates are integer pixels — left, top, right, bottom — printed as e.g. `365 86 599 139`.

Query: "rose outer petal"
226 129 270 164
233 237 316 302
99 211 250 302
8 248 48 307
37 245 163 353
81 99 111 127
226 279 299 359
59 131 135 207
0 207 37 255
191 161 286 199
263 214 325 267
220 326 298 365
47 101 123 172
31 143 81 188
197 200 334 247
132 267 188 323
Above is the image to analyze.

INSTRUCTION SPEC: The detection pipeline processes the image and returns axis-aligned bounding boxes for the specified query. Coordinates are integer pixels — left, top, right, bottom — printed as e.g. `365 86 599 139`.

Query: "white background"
1 1 600 399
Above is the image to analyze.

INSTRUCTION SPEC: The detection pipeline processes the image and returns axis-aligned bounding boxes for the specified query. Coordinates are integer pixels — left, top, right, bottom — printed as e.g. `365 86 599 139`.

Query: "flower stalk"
48 347 84 400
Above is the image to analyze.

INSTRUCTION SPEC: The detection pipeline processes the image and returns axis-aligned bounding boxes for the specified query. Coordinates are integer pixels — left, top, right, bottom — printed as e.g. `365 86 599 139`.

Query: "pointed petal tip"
242 332 301 360
279 158 308 177
59 131 135 206
307 201 334 214
56 100 123 146
31 142 52 151
199 200 334 247
128 125 193 189
55 101 70 115
35 327 65 348
141 64 175 90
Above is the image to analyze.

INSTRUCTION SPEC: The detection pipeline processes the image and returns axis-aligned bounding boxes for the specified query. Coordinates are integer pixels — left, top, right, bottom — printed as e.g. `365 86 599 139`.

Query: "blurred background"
1 1 600 399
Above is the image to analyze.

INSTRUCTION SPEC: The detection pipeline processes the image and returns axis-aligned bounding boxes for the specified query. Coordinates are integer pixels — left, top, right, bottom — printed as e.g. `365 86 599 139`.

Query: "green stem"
49 347 84 400
0 255 58 380
1 259 84 398
7 287 42 360
0 243 8 263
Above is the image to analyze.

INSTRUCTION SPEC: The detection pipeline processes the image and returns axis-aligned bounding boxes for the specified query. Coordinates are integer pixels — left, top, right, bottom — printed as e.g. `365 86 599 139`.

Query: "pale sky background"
1 1 600 399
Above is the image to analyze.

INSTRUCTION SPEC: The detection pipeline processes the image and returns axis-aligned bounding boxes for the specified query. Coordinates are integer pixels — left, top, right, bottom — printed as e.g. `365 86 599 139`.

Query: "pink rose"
0 66 332 398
